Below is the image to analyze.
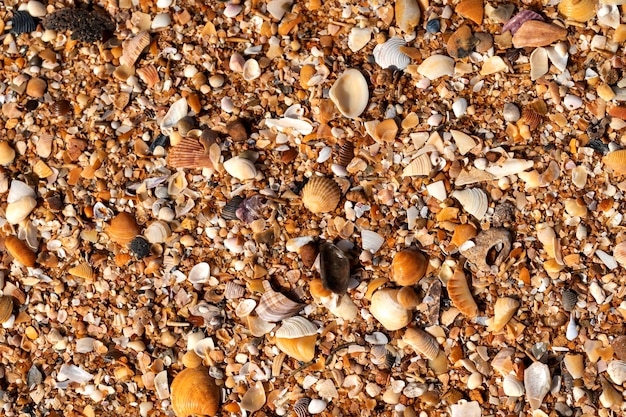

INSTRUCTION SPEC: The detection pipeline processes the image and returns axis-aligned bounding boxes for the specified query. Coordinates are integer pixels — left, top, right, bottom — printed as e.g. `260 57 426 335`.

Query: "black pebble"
130 237 151 259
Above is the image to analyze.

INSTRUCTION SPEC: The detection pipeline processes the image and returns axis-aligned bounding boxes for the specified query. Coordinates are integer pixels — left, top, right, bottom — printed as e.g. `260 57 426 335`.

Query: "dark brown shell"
50 100 72 117
170 366 220 417
336 140 355 167
319 242 350 295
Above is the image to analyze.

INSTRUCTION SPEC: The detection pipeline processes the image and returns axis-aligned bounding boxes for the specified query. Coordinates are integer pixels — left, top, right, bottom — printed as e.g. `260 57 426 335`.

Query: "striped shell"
224 282 245 300
144 221 171 244
336 141 354 167
488 297 520 332
452 188 488 220
302 177 341 214
520 107 542 130
137 65 160 88
447 269 478 318
402 153 432 177
33 160 53 178
69 263 95 280
562 288 578 312
170 367 220 417
293 398 311 417
0 295 14 324
255 281 305 322
275 316 318 362
614 241 626 268
403 328 440 360
604 150 626 175
373 38 410 70
107 212 141 245
120 31 151 67
5 235 36 267
502 10 544 35
50 100 72 117
558 0 597 22
168 137 213 169
11 11 37 34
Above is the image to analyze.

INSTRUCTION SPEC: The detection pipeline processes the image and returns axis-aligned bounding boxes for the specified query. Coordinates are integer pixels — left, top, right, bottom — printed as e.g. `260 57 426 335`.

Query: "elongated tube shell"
171 367 220 417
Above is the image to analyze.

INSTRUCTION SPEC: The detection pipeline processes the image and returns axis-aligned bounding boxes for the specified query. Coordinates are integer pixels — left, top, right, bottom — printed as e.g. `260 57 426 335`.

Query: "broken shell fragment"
502 10 544 35
564 354 584 379
417 55 454 80
319 242 350 295
0 142 16 165
302 177 341 213
370 289 413 331
447 269 478 318
170 366 220 417
456 0 484 24
512 20 568 48
120 31 150 68
5 236 36 267
391 248 428 286
403 328 440 360
255 281 305 322
241 381 266 412
460 228 512 272
487 297 520 332
0 295 14 324
524 362 551 410
395 0 421 32
452 188 488 220
275 316 318 362
402 154 432 177
348 27 371 52
373 38 410 70
329 69 369 119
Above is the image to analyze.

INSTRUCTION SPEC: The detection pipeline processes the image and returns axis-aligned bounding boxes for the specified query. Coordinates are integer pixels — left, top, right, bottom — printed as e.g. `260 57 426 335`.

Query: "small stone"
27 1 47 18
130 237 151 259
26 77 47 98
227 119 248 142
597 84 616 101
503 103 520 122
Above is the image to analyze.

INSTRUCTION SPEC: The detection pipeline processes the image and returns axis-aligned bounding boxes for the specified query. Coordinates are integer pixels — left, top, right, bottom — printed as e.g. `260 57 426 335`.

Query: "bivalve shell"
241 381 266 412
503 374 525 397
5 235 36 267
373 38 410 70
188 262 210 284
120 31 151 68
144 221 172 244
319 242 350 295
137 65 160 88
168 137 214 169
452 188 489 220
6 196 37 224
302 177 341 214
607 360 626 385
417 55 454 80
403 328 440 360
558 0 597 22
487 297 520 332
275 316 318 362
524 362 551 410
0 142 16 165
11 11 37 34
170 366 220 417
395 0 421 32
391 248 428 286
242 59 261 81
614 241 626 268
447 269 478 318
402 153 432 177
512 20 568 48
223 156 257 181
456 0 484 24
68 263 95 281
370 289 413 331
329 69 369 119
604 150 626 175
348 27 371 52
0 296 13 324
397 286 420 310
256 281 305 322
361 230 385 254
107 212 141 245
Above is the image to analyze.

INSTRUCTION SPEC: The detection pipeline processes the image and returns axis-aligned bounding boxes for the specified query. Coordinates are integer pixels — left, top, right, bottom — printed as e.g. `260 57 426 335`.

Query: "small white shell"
243 59 261 81
308 398 327 414
8 180 36 203
402 153 432 177
188 262 210 284
193 337 215 358
452 188 488 220
485 159 534 178
235 299 257 318
154 370 170 400
607 360 626 385
348 27 372 52
161 97 188 130
329 69 369 119
6 197 37 224
361 230 385 254
275 316 317 338
546 42 569 72
530 47 548 81
417 55 454 80
223 156 257 181
373 38 410 70
503 375 525 397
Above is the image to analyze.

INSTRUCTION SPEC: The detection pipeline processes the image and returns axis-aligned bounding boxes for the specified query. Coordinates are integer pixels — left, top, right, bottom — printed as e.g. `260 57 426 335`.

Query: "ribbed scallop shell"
255 281 305 322
558 0 597 22
488 297 520 332
329 69 369 119
403 328 440 360
370 289 413 331
137 65 160 88
0 295 14 324
604 150 626 175
417 55 454 80
293 398 311 417
50 100 72 117
452 188 488 220
5 235 36 267
502 10 544 35
69 263 95 280
168 137 213 169
402 153 432 177
170 366 220 417
447 269 478 318
33 160 53 178
120 31 151 67
614 241 626 268
11 11 37 35
224 281 245 300
373 38 410 70
107 212 141 245
302 177 341 214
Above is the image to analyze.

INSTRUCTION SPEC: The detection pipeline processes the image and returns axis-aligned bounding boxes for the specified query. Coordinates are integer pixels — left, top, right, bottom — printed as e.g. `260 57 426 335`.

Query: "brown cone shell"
170 366 220 417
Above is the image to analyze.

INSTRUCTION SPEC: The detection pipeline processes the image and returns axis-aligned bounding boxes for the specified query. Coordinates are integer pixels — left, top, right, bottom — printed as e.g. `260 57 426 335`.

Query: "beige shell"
137 65 160 88
563 353 584 379
170 366 220 417
402 154 432 177
69 263 95 281
524 362 551 410
6 196 37 224
247 313 276 337
107 212 141 245
447 269 478 318
0 295 14 324
5 235 36 267
241 381 266 412
275 316 318 362
223 156 257 181
395 0 421 32
607 360 626 385
145 221 172 244
120 31 151 68
456 0 484 24
403 328 440 360
370 289 413 331
33 160 53 178
604 150 626 175
452 188 488 220
503 375 525 397
558 0 597 22
397 286 420 310
391 248 428 286
0 141 16 165
487 297 520 332
512 20 568 48
302 176 341 214
26 77 47 98
614 241 626 268
255 281 305 322
417 55 455 80
329 69 369 119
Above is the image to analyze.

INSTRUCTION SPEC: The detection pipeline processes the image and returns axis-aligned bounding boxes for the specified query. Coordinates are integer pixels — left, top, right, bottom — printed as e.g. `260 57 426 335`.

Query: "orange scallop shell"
5 235 36 267
391 248 428 286
167 137 214 169
69 263 95 281
604 150 626 175
107 212 141 245
302 177 341 213
170 366 220 417
447 269 478 318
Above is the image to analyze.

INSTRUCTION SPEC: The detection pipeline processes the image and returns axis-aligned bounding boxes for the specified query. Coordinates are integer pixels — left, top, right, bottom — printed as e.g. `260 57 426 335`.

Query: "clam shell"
168 137 214 169
310 278 332 299
530 47 548 81
370 289 413 331
223 156 257 181
558 0 597 22
255 281 305 322
391 248 428 286
170 366 220 417
604 150 626 175
275 316 317 338
242 59 261 81
487 297 520 332
275 316 318 362
241 381 266 412
247 313 276 337
403 328 440 360
161 97 188 130
0 142 16 165
447 269 478 318
10 11 37 34
452 188 488 220
373 38 410 70
319 242 350 295
348 27 371 52
107 212 141 245
512 20 568 48
293 398 311 417
418 55 455 80
120 31 151 68
361 230 385 254
397 286 420 310
456 0 484 24
137 65 160 88
0 295 14 324
524 362 551 410
614 241 626 268
69 263 95 280
503 375 525 397
395 0 421 32
302 177 341 214
188 262 210 285
6 196 37 224
329 69 369 119
607 360 626 385
402 153 432 177
144 221 171 244
562 288 578 312
5 235 36 267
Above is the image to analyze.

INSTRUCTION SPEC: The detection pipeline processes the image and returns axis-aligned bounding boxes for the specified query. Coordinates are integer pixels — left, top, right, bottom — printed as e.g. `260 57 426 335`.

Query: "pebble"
563 94 583 110
426 19 441 33
156 0 172 8
209 74 225 88
27 1 47 17
452 98 468 118
503 103 520 122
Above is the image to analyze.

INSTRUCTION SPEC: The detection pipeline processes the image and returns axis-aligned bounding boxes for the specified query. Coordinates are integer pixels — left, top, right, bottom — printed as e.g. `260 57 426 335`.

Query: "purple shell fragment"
236 195 267 223
502 10 544 35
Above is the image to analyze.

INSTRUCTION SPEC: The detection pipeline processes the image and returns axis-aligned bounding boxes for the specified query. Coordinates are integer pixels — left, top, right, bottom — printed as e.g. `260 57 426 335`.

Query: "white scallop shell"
188 262 210 284
503 375 525 397
329 69 369 119
361 230 385 254
223 156 257 181
452 188 488 220
160 97 188 130
348 27 371 52
373 38 410 70
144 220 171 243
243 59 261 81
275 316 317 338
530 47 548 81
417 55 454 80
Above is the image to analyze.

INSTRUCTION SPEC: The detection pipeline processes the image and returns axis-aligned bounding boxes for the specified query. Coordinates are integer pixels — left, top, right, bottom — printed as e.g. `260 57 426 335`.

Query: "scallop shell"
293 398 311 417
361 230 385 254
395 0 421 33
223 156 257 181
0 142 16 165
558 0 597 22
373 38 410 70
370 289 413 331
403 328 440 360
456 0 484 24
256 281 305 322
604 150 626 175
168 137 213 170
69 263 95 280
107 212 141 245
302 177 341 214
524 362 551 410
397 286 420 310
144 221 171 244
503 375 525 397
0 295 14 323
391 248 428 286
224 281 245 300
417 55 455 80
607 360 626 385
137 65 160 88
452 188 488 220
170 366 220 417
447 269 478 318
402 154 432 177
329 69 369 119
512 20 568 48
319 242 350 295
120 31 151 68
5 235 36 267
6 196 37 224
275 316 318 362
11 11 37 35
487 297 520 332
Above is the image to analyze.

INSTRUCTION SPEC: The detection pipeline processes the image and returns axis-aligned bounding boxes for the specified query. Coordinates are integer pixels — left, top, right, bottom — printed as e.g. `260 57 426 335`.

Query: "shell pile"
2 0 626 416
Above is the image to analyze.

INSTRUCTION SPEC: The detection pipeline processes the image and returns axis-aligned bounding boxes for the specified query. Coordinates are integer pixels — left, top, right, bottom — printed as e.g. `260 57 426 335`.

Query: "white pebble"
27 0 47 17
452 98 468 117
563 94 583 110
156 0 172 8
503 103 520 122
308 399 327 414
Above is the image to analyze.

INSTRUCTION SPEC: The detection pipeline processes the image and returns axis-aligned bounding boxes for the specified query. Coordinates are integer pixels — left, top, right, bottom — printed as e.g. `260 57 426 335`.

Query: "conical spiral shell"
452 188 488 220
447 269 478 318
558 0 597 22
5 235 36 267
302 177 341 214
403 328 440 360
170 366 220 417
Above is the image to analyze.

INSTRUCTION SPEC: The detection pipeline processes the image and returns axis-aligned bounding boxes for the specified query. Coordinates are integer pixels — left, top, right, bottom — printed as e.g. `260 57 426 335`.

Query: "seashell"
562 288 578 312
154 370 169 400
361 230 385 254
161 97 188 130
120 31 151 68
460 228 512 272
11 11 37 34
391 248 428 286
302 176 341 214
107 212 141 245
503 374 525 397
607 360 626 385
293 397 311 417
563 354 584 379
370 288 413 331
604 150 626 175
222 196 243 220
558 0 597 22
223 156 257 181
417 54 454 80
310 278 332 299
241 381 266 412
512 20 568 48
170 366 220 417
452 188 488 220
308 398 328 414
447 269 478 318
242 59 261 81
6 196 37 224
235 299 256 318
336 141 354 167
546 42 569 72
524 362 551 410
395 0 421 33
600 377 623 408
348 27 371 52
397 286 420 310
168 137 214 170
33 160 53 178
68 263 95 281
224 282 245 300
487 297 520 332
188 262 210 285
456 0 484 24
373 38 410 70
275 316 318 362
329 69 369 119
492 348 515 376
5 235 36 267
137 65 160 88
0 296 14 324
403 328 440 360
372 119 399 143
450 130 477 155
0 142 16 165
530 47 548 81
447 25 476 59
451 223 477 247
256 281 305 322
144 221 171 244
502 10 544 35
247 313 276 337
402 153 432 177
319 242 350 295
614 240 626 268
